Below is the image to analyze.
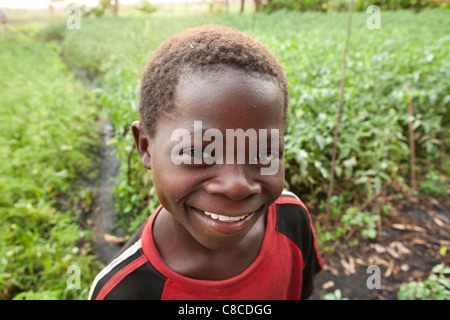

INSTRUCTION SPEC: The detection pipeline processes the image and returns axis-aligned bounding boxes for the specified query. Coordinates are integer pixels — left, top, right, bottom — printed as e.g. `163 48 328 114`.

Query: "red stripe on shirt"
96 255 147 300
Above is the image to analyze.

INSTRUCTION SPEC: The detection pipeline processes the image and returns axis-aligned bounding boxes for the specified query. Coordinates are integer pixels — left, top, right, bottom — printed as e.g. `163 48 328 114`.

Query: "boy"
89 25 323 300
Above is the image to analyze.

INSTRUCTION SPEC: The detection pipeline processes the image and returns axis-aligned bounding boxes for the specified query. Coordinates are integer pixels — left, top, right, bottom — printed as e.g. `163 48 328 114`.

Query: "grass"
0 31 102 299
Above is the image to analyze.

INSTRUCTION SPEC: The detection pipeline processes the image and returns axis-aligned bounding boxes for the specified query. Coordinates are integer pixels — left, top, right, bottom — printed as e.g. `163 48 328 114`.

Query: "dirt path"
73 67 125 265
90 112 124 264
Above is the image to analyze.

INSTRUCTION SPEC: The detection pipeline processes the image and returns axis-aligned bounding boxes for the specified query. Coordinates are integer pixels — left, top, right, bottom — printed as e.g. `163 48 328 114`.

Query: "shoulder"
88 236 145 299
272 190 315 252
274 189 311 225
88 223 166 300
272 189 324 295
274 189 308 212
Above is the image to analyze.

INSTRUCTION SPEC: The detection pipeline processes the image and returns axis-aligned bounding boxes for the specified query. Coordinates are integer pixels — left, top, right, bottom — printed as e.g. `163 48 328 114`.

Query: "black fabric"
275 203 322 299
90 250 144 300
104 262 167 300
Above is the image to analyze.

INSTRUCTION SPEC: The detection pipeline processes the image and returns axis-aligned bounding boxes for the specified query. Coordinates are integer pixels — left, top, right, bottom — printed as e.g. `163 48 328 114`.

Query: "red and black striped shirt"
89 190 323 300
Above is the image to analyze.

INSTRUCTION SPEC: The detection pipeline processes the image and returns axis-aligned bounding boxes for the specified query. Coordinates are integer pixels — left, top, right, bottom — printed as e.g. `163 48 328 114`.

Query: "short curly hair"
139 25 288 137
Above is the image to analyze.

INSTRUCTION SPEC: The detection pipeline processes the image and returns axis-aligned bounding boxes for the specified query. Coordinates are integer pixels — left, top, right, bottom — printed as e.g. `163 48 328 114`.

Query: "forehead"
172 67 284 131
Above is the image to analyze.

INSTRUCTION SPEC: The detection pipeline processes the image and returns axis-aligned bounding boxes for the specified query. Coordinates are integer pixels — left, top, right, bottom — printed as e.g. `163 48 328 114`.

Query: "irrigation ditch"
72 68 126 265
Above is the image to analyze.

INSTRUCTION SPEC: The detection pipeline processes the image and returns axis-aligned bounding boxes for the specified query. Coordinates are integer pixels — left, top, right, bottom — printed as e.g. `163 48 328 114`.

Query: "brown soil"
89 114 124 264
310 196 450 300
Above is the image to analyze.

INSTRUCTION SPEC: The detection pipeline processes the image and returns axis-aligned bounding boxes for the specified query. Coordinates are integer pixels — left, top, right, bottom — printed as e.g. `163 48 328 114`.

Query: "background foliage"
2 5 449 299
47 10 449 236
0 32 102 299
262 0 450 13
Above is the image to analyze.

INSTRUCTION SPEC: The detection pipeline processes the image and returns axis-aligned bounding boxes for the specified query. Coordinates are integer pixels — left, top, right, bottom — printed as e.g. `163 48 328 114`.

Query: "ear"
131 121 152 170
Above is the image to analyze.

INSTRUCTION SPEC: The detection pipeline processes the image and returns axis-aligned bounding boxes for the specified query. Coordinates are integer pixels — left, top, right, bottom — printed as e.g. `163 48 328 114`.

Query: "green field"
0 31 102 299
1 8 449 299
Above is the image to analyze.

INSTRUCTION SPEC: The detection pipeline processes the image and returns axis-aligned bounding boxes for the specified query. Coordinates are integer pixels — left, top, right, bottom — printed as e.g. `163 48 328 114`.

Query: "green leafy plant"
0 32 102 299
262 0 449 13
341 207 379 240
324 289 349 300
398 263 450 300
419 170 447 198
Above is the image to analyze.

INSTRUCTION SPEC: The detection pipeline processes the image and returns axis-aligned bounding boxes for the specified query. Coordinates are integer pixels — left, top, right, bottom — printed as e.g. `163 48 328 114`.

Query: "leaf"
387 241 411 259
103 233 129 245
322 281 335 290
370 243 386 254
425 53 434 62
315 135 325 150
362 228 377 239
340 256 356 275
391 224 426 232
439 246 447 257
345 206 359 216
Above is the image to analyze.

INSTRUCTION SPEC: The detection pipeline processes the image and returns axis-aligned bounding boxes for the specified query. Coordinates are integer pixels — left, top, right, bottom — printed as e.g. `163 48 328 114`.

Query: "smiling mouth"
203 211 250 222
191 206 264 235
192 206 258 224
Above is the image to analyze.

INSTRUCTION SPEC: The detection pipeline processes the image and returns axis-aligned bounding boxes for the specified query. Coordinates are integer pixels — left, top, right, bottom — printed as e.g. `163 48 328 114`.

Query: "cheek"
152 169 184 202
151 158 195 210
261 161 285 199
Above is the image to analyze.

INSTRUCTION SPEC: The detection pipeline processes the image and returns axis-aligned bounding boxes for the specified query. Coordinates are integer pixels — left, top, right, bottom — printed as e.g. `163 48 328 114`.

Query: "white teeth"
203 211 249 222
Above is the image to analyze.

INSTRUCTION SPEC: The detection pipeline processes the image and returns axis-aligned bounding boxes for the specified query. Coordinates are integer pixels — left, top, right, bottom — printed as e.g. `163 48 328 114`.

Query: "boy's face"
133 68 285 251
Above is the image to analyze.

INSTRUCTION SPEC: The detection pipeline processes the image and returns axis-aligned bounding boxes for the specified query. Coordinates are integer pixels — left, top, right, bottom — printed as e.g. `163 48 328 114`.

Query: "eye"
254 150 279 165
180 147 214 165
202 149 214 162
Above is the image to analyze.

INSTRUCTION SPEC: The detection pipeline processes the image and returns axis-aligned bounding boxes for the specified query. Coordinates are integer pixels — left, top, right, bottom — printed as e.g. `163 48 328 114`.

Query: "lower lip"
192 207 256 234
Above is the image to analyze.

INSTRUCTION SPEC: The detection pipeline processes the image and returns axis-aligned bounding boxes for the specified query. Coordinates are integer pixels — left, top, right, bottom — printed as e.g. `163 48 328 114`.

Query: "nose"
204 165 261 201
